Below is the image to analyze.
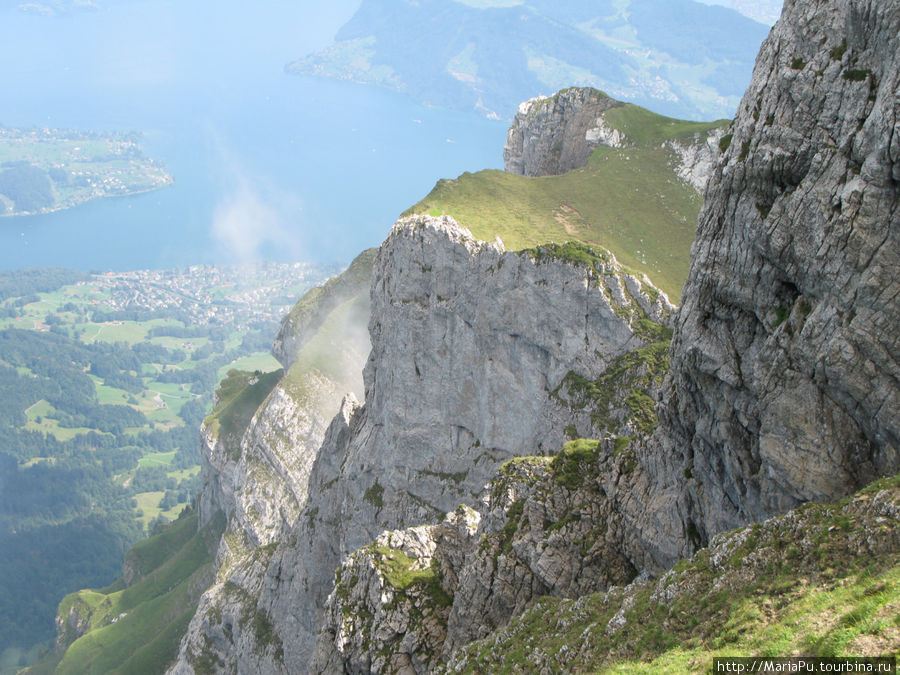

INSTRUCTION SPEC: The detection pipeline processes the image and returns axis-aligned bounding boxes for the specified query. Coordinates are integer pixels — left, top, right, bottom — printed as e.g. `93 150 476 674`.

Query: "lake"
0 0 507 271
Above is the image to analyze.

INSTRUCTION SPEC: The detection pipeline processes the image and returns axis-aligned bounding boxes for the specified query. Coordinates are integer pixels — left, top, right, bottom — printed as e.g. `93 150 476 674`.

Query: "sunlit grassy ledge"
405 107 727 304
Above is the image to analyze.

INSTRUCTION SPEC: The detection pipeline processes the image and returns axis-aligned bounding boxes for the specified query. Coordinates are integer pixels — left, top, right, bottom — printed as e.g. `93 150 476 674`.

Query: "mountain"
286 0 771 121
696 0 784 26
49 0 898 671
407 87 727 301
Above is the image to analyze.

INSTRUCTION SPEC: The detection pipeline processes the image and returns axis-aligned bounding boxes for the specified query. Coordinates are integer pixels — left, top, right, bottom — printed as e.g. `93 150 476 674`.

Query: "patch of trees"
155 362 221 391
98 370 144 394
0 268 89 302
190 340 225 361
0 163 54 212
131 341 185 364
0 364 52 427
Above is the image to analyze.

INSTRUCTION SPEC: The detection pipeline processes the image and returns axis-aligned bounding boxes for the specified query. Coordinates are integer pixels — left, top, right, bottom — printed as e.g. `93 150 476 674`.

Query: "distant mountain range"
287 0 774 121
697 0 783 25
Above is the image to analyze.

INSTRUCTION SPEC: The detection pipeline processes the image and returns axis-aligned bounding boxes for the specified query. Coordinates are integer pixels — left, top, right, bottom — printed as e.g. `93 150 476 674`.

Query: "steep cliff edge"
410 90 727 301
665 0 899 543
503 88 628 177
172 215 675 673
311 0 900 669
503 86 726 193
169 255 374 674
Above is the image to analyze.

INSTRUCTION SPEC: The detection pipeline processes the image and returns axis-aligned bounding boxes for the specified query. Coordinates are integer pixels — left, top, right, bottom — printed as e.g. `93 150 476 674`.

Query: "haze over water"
0 0 506 271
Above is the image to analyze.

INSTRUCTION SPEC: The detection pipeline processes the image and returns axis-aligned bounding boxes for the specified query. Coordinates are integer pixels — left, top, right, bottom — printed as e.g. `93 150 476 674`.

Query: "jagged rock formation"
503 86 724 193
664 0 899 544
166 1 898 671
503 88 625 177
312 438 653 670
665 128 727 193
170 254 374 674
171 215 673 673
443 475 900 671
308 0 900 669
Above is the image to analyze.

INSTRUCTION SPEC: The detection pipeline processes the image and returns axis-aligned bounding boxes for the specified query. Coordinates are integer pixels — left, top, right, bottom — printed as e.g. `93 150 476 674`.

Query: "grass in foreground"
448 475 899 673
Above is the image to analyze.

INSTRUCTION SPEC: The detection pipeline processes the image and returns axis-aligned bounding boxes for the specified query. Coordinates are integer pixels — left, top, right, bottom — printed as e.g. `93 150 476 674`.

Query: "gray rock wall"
503 88 625 177
171 2 900 669
192 215 673 673
664 0 899 543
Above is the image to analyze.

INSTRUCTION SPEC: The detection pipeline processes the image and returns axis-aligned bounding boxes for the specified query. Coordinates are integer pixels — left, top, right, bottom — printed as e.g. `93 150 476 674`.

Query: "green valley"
0 262 334 663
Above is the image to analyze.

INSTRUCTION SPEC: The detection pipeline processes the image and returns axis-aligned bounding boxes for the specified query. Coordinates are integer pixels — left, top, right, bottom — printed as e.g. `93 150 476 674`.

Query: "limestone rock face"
503 86 724 195
231 371 356 548
503 88 625 177
440 446 640 656
312 523 452 674
664 0 900 544
170 260 373 675
196 423 240 529
666 127 726 193
171 2 900 670
189 215 672 673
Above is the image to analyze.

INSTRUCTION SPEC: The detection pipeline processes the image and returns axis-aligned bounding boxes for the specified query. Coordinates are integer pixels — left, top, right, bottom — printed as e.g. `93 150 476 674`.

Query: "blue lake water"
0 0 507 271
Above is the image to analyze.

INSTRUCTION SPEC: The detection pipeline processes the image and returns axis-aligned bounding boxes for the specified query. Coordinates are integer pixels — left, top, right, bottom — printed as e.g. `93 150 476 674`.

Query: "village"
81 260 339 330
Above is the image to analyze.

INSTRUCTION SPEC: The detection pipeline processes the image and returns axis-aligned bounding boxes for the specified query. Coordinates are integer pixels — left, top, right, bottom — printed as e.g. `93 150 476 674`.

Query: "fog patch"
210 165 306 266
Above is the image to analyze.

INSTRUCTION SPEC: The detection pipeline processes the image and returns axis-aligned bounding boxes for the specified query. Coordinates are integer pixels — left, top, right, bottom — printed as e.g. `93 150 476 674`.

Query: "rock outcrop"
664 0 899 545
503 86 725 194
170 1 899 671
443 475 900 671
503 88 625 177
666 127 727 193
171 215 674 673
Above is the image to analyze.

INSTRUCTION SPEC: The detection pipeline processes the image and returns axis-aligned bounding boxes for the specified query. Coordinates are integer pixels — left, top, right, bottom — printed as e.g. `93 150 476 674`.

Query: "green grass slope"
40 511 224 675
446 475 900 673
203 369 283 455
404 108 726 303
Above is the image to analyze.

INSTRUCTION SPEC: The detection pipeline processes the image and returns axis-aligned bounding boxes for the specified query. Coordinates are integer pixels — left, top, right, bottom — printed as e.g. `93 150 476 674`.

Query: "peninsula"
0 127 173 217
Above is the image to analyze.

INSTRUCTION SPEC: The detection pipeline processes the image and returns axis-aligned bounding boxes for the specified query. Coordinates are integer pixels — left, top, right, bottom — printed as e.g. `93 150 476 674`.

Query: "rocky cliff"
503 86 725 193
664 0 899 543
171 215 674 672
170 253 374 674
167 0 898 671
503 88 626 177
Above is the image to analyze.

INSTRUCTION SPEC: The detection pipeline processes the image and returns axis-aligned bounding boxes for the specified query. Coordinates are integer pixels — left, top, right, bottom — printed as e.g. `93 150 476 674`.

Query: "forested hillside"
0 263 332 661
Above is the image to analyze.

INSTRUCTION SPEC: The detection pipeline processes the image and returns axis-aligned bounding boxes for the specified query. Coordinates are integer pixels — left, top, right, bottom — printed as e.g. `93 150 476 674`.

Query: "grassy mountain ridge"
26 510 224 675
405 104 727 302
